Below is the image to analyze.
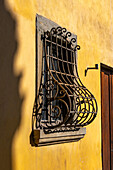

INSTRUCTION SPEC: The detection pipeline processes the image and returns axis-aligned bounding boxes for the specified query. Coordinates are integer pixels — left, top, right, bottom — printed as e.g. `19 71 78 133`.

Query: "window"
30 14 98 147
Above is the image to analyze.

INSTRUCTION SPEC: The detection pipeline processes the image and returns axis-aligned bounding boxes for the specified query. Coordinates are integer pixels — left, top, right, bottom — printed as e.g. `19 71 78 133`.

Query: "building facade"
0 0 113 170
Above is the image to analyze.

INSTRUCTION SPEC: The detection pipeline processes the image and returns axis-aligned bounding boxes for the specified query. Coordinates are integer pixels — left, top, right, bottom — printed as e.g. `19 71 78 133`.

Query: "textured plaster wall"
1 0 113 170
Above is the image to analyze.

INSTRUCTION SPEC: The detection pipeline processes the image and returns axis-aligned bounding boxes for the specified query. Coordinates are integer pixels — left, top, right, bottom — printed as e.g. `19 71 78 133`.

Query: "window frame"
30 14 97 147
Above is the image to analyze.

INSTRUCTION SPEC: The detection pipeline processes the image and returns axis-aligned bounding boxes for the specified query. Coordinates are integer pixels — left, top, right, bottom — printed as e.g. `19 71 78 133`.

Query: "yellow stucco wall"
1 0 113 169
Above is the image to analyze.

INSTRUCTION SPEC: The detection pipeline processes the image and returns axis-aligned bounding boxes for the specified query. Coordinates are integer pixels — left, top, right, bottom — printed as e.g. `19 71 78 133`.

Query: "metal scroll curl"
32 26 98 132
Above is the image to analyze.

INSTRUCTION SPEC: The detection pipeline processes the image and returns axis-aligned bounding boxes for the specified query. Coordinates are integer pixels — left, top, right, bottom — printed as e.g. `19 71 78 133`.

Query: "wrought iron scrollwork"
32 26 97 132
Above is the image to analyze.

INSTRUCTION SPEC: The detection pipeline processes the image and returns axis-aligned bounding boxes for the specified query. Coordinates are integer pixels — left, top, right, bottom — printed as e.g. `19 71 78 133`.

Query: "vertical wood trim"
110 74 113 169
101 70 111 170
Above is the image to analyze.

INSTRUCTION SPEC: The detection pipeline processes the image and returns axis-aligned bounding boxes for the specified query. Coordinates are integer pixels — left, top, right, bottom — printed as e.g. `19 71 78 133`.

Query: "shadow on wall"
0 0 23 170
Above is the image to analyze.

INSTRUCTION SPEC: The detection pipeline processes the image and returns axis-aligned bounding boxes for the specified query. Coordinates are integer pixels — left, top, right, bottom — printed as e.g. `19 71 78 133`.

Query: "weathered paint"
1 0 113 169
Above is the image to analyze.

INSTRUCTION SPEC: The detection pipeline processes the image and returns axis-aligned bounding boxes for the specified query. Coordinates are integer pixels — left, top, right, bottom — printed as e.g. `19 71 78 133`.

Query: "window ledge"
30 127 86 147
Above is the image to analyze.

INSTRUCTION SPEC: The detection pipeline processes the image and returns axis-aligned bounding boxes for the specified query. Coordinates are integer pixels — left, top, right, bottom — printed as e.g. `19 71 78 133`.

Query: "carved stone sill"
30 128 86 147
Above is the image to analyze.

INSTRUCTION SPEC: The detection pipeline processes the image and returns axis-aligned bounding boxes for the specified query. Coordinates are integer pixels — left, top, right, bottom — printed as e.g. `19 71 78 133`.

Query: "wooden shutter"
101 65 113 170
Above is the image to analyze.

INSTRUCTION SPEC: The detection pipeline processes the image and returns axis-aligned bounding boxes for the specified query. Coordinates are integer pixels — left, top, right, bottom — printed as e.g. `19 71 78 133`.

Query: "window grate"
32 26 98 133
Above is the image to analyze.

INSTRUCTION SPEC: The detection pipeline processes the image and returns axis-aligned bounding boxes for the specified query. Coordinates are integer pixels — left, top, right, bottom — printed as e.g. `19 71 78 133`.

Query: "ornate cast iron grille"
33 27 98 133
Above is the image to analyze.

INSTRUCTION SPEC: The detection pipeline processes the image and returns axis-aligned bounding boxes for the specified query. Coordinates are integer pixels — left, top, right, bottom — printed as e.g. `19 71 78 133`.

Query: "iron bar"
33 26 98 132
